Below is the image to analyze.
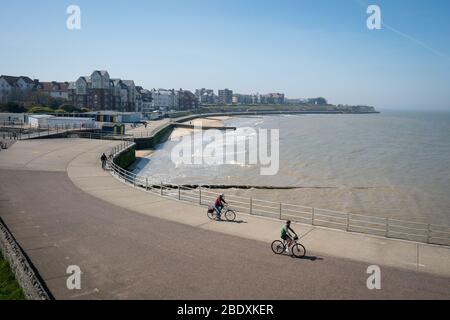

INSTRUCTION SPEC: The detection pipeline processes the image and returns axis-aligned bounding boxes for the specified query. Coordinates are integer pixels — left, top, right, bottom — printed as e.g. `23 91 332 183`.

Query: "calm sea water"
134 111 450 224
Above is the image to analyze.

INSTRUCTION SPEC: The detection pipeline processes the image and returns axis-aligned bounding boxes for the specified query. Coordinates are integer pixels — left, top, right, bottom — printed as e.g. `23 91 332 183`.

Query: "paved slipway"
0 139 449 300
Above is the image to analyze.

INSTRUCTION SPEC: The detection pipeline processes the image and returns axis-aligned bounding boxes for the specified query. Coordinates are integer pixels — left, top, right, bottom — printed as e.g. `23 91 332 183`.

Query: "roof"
28 114 54 119
121 80 135 87
0 75 20 86
19 76 34 84
78 76 91 83
47 117 94 121
110 79 123 86
39 82 69 92
92 70 109 78
84 111 140 115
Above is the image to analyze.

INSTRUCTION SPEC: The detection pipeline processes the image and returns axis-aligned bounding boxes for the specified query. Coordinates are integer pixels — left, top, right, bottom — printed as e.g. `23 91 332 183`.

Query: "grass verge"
0 251 26 300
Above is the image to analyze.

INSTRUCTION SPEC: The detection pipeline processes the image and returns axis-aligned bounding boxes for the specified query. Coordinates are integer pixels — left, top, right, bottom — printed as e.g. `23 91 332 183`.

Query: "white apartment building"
151 89 178 110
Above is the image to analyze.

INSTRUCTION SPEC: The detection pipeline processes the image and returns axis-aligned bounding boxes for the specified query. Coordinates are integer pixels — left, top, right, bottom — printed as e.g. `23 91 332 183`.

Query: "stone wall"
0 218 52 300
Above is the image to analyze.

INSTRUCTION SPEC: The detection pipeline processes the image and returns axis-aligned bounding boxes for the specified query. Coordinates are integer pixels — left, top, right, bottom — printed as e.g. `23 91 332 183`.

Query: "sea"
133 111 450 225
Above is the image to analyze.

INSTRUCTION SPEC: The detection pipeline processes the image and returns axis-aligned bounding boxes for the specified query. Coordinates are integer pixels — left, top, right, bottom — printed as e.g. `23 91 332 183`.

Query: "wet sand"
170 116 231 140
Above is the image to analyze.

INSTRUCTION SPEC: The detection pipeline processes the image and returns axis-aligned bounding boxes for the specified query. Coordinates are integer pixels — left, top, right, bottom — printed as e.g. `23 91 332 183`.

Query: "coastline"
128 112 450 225
131 115 232 170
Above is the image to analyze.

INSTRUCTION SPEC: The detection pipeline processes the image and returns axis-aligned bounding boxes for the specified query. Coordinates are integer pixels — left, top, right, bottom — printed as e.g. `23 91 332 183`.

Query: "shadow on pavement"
215 219 248 224
297 255 323 262
280 253 323 262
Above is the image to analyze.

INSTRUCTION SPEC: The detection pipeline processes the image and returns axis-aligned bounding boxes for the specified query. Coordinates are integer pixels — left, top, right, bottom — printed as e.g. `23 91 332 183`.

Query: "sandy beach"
132 116 232 169
170 116 231 140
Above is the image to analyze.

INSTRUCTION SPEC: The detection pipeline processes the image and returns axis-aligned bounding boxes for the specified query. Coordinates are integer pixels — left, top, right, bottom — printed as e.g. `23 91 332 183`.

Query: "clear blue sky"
1 0 450 110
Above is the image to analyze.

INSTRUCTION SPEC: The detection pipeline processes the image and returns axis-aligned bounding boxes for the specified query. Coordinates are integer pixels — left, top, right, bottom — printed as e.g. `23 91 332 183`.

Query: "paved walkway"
128 119 171 138
68 141 450 278
0 139 449 299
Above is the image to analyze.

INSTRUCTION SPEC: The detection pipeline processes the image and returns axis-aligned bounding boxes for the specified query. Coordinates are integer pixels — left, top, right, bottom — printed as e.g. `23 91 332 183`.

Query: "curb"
0 217 53 300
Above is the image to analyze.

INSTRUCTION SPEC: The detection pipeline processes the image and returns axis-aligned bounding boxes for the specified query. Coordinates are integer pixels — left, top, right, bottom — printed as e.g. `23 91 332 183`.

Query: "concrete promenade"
0 139 449 299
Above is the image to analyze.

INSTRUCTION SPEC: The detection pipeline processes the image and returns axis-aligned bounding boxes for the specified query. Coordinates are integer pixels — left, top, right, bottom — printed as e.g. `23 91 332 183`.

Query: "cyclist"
100 153 107 170
214 193 227 220
281 220 298 252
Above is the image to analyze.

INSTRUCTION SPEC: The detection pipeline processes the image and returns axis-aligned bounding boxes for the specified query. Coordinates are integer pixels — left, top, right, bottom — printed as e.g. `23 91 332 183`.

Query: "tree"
49 97 67 110
59 104 82 113
27 106 54 114
0 102 26 113
307 97 328 105
22 92 65 110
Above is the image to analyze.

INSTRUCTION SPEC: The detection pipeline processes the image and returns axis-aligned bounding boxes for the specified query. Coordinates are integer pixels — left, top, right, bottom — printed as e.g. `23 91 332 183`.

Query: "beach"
169 116 231 140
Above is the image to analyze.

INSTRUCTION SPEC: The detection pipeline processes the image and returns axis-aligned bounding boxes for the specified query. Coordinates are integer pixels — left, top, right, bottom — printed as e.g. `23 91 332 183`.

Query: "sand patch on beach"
170 116 232 140
136 150 154 157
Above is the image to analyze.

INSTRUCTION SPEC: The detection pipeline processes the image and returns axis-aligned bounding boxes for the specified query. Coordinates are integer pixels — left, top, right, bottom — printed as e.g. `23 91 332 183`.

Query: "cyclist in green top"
281 220 298 252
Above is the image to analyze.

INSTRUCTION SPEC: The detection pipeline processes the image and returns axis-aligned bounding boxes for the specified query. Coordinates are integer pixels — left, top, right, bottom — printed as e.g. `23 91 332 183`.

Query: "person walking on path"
101 153 108 170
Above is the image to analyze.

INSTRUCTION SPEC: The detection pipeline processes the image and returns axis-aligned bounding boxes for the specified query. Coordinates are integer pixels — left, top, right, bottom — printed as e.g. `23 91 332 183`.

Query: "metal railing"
0 123 100 140
69 131 135 141
107 143 450 247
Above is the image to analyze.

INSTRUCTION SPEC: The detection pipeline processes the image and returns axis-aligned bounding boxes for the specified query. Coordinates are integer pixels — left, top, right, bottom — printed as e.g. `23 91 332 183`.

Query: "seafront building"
195 88 216 104
150 88 178 111
0 71 152 113
2 73 372 113
232 94 257 105
148 88 198 111
35 82 70 100
0 75 47 105
260 92 285 104
196 88 286 106
68 71 142 112
218 88 233 105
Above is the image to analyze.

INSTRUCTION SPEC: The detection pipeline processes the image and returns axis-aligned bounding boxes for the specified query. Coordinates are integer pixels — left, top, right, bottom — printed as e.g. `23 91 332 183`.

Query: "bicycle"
271 236 306 258
207 204 236 222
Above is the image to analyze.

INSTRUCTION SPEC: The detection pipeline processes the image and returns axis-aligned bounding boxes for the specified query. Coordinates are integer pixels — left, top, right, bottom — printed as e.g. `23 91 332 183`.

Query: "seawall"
133 123 174 150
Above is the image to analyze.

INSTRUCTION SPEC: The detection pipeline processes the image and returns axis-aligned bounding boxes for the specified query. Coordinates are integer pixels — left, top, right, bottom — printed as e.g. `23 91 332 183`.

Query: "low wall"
173 110 379 124
133 123 174 150
113 144 136 169
0 218 52 300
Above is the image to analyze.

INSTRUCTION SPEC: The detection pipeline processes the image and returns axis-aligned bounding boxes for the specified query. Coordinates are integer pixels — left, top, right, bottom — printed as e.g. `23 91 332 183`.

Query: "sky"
1 0 450 110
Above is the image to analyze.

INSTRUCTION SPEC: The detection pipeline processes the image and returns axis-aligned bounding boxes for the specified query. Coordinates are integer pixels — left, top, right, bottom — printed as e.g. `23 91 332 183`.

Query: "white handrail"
107 142 450 246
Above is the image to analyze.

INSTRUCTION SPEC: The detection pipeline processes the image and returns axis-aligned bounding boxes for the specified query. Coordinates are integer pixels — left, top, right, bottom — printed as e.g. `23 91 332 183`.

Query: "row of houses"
0 75 70 105
69 72 198 113
1 71 200 114
195 88 286 105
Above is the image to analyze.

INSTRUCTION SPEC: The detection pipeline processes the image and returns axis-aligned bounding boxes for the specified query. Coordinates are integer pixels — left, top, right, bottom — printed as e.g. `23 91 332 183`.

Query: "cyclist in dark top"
281 220 298 252
101 153 107 170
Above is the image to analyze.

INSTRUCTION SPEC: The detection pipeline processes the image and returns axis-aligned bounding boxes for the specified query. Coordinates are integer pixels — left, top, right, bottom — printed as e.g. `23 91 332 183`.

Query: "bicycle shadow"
215 219 248 224
295 255 323 262
280 253 323 262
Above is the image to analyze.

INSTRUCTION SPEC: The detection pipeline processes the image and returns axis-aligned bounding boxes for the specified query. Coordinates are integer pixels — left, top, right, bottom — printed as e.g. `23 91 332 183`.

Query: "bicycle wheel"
224 209 236 221
291 243 306 258
207 208 215 220
271 240 285 255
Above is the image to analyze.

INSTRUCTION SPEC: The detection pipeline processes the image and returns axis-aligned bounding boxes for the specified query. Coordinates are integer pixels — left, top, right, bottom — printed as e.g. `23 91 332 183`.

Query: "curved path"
0 139 449 299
